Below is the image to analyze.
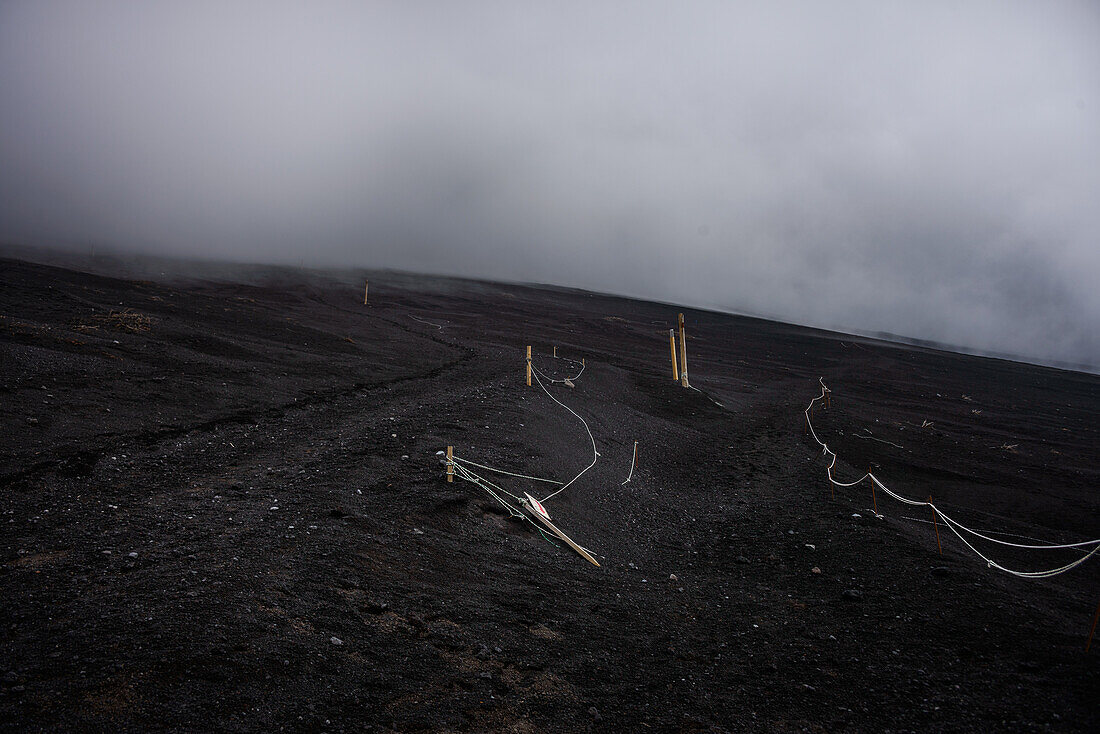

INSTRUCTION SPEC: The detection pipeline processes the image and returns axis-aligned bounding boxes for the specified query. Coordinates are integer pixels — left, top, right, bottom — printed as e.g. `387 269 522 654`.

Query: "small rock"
851 513 862 519
804 544 815 550
478 672 492 680
811 567 822 574
330 637 344 646
128 552 138 558
588 707 602 722
26 418 38 425
401 455 409 460
669 573 678 581
412 528 424 535
842 589 863 600
476 645 491 660
735 555 750 564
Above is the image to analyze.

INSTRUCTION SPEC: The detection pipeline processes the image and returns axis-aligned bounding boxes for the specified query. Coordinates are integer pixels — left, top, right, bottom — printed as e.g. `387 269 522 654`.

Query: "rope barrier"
444 350 595 511
450 456 563 485
532 359 585 384
531 363 599 503
805 378 1100 578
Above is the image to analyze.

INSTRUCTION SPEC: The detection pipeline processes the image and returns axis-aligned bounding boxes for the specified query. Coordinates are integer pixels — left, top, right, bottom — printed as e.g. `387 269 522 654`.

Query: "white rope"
804 379 1100 577
450 455 563 485
531 363 600 504
449 461 562 548
408 314 443 330
532 360 585 384
851 431 905 450
621 441 639 485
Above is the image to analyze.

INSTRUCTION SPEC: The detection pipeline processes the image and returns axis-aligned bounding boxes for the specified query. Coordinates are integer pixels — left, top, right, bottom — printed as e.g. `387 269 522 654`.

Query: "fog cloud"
2 1 1098 367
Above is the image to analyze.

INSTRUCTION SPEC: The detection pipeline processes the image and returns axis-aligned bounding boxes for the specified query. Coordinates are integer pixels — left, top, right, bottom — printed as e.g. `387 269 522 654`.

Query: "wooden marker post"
669 330 679 381
870 468 878 515
526 346 532 386
446 446 453 483
1086 597 1100 652
363 280 369 305
929 495 942 554
678 313 689 387
553 346 557 358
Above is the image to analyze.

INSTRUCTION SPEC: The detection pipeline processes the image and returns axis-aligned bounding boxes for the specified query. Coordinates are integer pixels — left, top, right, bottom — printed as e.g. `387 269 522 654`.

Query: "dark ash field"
1 255 1098 732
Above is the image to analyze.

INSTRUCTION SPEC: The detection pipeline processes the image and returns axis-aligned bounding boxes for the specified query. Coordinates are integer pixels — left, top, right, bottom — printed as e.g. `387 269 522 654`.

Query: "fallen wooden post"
446 446 453 483
522 493 599 567
526 346 532 387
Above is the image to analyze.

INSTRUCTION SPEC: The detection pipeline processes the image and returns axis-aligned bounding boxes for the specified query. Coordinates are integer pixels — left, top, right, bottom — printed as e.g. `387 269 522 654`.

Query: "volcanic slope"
1 256 1098 732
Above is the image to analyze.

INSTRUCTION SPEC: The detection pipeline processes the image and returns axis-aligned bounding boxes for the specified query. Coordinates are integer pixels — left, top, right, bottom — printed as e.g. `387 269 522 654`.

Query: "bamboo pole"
929 495 942 554
678 313 689 387
446 446 453 483
526 346 532 387
363 280 369 305
669 330 679 381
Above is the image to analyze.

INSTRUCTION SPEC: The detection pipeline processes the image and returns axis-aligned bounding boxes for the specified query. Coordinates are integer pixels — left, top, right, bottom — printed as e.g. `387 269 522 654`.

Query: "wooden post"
526 346 532 387
678 313 689 387
870 469 878 515
825 390 830 409
363 280 369 305
669 330 679 381
1087 597 1100 652
553 346 557 358
929 495 942 554
446 446 453 483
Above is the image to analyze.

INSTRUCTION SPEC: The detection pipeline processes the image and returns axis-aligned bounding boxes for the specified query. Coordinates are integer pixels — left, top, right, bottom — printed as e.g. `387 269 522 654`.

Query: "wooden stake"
363 280 369 305
553 346 557 358
446 446 453 483
526 345 532 386
669 330 679 381
870 468 878 515
929 495 942 554
678 313 689 387
825 390 830 409
1087 597 1100 652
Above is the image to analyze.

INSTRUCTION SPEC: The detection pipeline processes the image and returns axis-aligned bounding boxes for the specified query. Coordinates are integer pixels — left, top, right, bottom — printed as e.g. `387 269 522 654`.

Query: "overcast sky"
2 1 1098 367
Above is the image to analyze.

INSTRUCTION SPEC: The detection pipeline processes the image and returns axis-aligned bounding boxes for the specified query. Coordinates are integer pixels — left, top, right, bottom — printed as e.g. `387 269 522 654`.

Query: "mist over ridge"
1 1 1097 369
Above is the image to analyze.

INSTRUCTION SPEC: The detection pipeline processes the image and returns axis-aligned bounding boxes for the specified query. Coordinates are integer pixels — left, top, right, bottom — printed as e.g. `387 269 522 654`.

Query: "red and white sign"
524 492 551 521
